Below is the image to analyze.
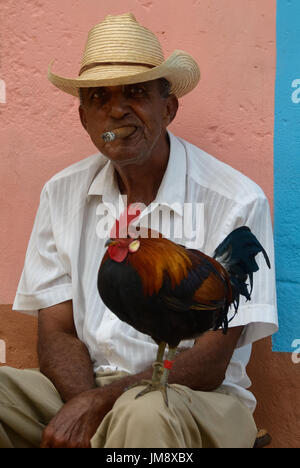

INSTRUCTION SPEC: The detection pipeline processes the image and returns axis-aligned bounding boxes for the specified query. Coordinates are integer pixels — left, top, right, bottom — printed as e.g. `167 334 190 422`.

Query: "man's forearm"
38 319 242 409
88 327 244 410
168 327 244 390
38 330 95 402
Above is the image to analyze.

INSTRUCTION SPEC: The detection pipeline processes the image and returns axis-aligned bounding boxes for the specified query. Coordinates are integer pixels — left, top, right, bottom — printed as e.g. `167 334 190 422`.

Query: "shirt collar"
87 131 187 216
154 131 186 216
88 156 118 201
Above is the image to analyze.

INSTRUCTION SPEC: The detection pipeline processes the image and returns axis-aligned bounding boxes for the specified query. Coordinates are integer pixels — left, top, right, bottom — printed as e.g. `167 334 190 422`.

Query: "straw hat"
48 13 200 98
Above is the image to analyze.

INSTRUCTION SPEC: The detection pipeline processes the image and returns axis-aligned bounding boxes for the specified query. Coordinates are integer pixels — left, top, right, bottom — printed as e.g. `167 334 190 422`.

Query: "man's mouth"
101 126 137 142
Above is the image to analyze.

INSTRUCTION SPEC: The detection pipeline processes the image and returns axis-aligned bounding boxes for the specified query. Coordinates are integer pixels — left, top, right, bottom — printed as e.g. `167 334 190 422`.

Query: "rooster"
97 204 270 405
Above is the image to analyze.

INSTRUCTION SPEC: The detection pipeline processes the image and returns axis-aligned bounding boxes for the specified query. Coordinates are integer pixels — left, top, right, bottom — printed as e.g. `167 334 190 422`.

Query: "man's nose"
109 90 130 119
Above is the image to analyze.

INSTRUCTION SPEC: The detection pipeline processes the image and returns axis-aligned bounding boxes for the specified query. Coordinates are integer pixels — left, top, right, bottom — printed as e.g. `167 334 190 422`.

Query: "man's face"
79 79 178 166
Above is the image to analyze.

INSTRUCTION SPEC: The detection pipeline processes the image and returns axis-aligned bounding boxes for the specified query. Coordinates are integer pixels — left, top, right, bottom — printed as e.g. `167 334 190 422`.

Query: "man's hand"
40 387 114 448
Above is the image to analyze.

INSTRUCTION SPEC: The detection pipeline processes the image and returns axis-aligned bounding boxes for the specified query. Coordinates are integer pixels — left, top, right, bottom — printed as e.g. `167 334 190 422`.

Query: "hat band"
79 61 155 76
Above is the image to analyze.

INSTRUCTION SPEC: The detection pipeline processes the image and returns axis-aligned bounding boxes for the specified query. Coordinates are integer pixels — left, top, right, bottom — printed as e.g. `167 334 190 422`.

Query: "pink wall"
0 0 276 303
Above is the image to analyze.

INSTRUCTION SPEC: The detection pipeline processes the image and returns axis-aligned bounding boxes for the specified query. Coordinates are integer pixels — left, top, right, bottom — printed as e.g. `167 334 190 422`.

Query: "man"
0 13 277 448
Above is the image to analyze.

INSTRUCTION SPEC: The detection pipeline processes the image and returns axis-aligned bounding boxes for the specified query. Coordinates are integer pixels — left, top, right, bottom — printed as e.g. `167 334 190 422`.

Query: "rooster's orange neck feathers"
128 237 192 296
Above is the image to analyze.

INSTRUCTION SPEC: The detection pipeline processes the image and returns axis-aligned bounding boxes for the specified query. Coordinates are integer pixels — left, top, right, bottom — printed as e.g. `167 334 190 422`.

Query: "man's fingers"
40 427 64 448
40 426 91 448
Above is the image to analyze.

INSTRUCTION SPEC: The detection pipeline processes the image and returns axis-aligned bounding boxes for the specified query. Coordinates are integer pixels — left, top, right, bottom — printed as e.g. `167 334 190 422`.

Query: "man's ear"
164 94 179 126
79 105 88 131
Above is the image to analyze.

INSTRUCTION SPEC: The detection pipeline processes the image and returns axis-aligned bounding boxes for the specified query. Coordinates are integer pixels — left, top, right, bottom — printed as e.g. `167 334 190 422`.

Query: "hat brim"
48 50 200 99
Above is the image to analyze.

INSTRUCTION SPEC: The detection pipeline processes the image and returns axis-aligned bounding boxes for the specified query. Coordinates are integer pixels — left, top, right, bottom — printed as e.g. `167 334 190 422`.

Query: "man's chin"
100 139 152 167
104 151 150 167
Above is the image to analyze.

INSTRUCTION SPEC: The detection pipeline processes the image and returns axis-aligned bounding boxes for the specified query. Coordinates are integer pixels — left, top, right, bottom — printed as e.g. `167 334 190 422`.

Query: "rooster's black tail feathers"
213 226 270 316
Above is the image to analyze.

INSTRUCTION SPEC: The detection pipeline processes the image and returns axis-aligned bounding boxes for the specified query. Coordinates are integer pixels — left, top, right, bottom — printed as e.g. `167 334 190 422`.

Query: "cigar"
101 126 136 142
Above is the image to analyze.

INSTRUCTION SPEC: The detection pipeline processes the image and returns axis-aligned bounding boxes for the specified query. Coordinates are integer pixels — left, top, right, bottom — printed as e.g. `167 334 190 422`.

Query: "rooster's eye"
128 239 140 253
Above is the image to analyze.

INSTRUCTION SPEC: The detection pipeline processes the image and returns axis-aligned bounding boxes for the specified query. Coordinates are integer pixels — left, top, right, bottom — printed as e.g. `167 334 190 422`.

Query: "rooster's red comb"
110 203 142 239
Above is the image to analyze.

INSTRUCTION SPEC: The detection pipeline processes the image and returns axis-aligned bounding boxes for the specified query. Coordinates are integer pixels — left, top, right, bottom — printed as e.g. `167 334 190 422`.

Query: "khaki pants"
0 366 257 448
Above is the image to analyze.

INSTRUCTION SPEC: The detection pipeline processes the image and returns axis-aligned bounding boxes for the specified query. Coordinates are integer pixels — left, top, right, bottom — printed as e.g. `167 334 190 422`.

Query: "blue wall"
273 0 300 351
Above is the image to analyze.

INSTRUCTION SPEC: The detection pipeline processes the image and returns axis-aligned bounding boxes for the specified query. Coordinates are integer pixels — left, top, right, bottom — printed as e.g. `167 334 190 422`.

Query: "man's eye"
91 90 107 100
127 86 146 97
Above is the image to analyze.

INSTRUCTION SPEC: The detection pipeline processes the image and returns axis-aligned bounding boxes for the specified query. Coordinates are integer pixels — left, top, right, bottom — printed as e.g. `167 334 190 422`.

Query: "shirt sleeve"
224 192 278 348
12 184 73 315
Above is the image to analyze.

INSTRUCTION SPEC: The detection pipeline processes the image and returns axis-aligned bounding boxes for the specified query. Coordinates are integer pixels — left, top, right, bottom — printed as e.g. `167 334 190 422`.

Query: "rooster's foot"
134 380 170 406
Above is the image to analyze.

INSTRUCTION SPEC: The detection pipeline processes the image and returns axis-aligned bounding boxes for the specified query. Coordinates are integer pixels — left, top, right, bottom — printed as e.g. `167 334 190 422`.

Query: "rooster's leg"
135 344 178 407
125 342 166 394
151 341 166 383
161 347 177 388
132 341 171 403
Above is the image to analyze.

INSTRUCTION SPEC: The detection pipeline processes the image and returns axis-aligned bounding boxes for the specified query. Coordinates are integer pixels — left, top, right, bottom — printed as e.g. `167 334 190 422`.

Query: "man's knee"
0 366 16 390
112 386 180 433
0 366 20 406
95 386 190 448
120 386 165 412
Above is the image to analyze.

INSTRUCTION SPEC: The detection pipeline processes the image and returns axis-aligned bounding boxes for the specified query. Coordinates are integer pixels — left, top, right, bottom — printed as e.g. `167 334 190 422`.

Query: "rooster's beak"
105 239 117 247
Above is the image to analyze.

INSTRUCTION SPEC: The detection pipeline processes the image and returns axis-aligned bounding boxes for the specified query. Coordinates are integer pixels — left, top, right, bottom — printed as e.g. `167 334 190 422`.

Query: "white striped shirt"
13 131 278 411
